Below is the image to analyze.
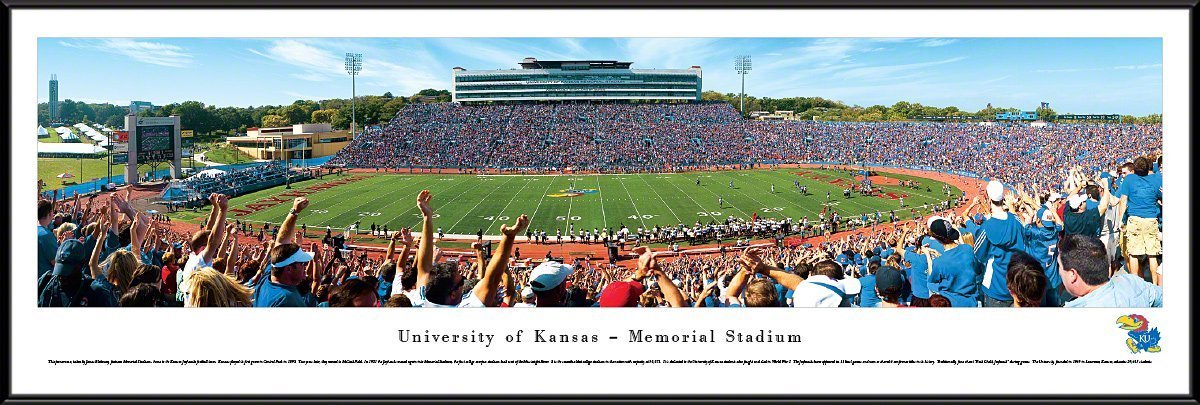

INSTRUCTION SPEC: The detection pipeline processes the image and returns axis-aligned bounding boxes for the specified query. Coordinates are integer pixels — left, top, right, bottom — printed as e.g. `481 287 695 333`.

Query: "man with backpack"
38 239 97 307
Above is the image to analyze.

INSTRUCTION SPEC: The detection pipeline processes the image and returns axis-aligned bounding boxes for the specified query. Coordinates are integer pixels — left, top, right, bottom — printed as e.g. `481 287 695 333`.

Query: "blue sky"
38 37 1162 115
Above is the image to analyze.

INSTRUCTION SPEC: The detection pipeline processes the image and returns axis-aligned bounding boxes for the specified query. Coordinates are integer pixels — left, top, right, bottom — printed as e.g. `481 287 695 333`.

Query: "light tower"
345 53 362 136
734 55 752 116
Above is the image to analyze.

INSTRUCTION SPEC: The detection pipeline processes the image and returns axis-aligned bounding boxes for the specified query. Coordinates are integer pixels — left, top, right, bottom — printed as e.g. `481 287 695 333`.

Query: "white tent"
197 168 227 178
37 142 107 155
37 126 48 138
54 127 75 141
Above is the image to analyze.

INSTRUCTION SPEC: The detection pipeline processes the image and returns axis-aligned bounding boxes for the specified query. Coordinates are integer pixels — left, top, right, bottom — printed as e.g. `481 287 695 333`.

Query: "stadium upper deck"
452 58 702 103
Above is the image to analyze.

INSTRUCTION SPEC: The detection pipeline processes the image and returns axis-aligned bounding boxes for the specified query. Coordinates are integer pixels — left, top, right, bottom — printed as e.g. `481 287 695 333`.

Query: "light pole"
345 53 362 136
734 55 752 116
284 136 290 189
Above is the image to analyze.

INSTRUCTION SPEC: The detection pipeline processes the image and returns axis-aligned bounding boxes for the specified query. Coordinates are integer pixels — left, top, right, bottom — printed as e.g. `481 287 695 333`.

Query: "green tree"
261 114 288 128
380 98 406 121
1035 106 1057 121
311 108 337 123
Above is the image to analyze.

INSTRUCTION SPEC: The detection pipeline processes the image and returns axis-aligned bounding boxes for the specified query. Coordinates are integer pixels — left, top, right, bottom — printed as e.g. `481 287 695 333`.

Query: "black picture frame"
5 0 1196 403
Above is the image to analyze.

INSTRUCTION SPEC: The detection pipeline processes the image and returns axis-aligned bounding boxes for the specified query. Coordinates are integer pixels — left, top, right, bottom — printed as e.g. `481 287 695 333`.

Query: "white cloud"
61 38 193 68
1037 63 1162 73
832 57 966 81
557 38 587 57
622 38 722 69
917 38 959 47
249 39 444 94
1114 63 1163 70
290 72 331 82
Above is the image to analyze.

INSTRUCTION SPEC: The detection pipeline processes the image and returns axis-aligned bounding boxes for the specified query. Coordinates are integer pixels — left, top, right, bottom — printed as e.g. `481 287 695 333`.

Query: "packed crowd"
329 103 1161 193
38 150 1162 307
173 162 290 203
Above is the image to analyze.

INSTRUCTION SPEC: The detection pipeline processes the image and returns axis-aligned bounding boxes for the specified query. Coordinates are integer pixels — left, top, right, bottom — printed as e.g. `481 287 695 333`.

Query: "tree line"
36 89 452 141
703 91 1163 124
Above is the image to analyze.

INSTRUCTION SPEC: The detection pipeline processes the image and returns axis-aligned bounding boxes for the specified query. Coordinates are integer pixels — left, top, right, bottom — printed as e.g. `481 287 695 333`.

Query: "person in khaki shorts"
1114 156 1162 286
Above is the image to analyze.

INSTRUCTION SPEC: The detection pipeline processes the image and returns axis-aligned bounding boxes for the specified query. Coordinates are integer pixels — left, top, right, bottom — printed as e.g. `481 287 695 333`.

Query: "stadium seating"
329 102 1161 192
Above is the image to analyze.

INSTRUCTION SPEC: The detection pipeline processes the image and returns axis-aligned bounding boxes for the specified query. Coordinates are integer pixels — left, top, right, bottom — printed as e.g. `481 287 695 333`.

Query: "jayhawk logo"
1116 314 1161 354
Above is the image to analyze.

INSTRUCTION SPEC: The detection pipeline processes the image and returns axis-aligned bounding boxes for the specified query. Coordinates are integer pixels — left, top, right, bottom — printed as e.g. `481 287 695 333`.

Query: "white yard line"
659 173 722 221
614 176 648 229
635 173 682 224
483 175 535 233
527 175 560 229
447 176 518 232
595 175 607 229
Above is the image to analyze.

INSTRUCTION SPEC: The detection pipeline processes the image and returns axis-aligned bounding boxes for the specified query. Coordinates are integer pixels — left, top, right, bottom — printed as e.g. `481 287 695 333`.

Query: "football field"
173 168 960 236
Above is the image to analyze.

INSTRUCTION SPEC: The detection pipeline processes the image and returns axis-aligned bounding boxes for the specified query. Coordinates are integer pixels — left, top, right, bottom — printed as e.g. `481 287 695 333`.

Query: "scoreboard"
136 124 175 161
125 115 182 184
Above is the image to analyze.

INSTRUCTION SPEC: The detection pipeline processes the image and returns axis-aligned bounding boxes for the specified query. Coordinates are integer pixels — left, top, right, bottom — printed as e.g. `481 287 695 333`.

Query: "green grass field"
170 168 961 237
38 158 187 189
39 127 62 143
198 143 256 165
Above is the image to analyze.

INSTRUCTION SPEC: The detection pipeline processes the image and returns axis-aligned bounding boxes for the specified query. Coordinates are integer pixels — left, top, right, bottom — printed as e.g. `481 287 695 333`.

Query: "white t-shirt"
792 275 846 308
177 252 212 302
412 286 485 308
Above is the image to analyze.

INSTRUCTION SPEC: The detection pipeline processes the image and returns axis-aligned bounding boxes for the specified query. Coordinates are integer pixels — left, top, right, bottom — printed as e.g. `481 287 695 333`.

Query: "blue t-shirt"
858 275 880 308
964 221 981 239
89 273 121 307
929 245 979 307
1116 173 1163 219
903 247 931 299
252 266 308 307
1024 223 1063 290
1064 273 1163 308
973 213 1028 301
377 279 394 300
37 225 58 278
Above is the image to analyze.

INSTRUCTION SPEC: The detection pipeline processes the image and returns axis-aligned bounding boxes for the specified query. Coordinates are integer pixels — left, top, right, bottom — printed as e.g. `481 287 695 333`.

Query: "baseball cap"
985 180 1006 202
1039 208 1058 227
52 239 88 277
972 213 985 224
529 261 575 292
1067 194 1087 210
1046 193 1062 203
875 266 906 296
598 280 646 307
521 286 535 299
928 217 960 242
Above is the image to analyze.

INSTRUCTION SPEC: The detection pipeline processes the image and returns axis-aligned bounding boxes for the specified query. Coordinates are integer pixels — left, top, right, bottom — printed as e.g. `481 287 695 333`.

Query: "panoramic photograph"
35 37 1163 309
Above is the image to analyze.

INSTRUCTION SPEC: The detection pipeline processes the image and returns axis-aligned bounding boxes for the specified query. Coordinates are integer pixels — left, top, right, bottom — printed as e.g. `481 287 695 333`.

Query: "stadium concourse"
37 102 1162 309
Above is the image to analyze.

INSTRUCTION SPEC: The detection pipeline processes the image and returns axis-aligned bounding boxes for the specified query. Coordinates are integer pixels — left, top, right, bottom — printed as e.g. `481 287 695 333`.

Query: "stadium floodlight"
734 55 752 115
345 53 363 136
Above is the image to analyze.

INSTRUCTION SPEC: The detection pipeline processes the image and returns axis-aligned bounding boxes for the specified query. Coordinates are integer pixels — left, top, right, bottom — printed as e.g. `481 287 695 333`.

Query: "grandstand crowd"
173 162 291 208
38 102 1163 308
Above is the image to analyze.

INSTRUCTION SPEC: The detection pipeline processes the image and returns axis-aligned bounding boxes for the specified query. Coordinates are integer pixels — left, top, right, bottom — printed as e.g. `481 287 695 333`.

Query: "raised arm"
474 215 529 305
470 241 487 279
88 217 109 279
225 228 240 277
203 194 230 264
131 211 150 258
274 197 308 246
395 228 414 271
692 280 719 307
501 266 516 307
723 268 751 306
743 248 803 290
415 190 435 287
